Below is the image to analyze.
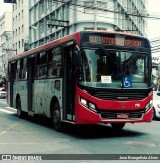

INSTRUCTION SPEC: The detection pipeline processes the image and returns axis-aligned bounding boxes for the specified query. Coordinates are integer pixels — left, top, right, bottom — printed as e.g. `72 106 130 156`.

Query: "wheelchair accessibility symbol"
123 76 132 88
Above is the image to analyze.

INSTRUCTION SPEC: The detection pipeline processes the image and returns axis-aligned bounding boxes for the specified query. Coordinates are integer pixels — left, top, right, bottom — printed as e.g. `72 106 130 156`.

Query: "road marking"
0 108 15 114
5 106 17 111
0 122 20 136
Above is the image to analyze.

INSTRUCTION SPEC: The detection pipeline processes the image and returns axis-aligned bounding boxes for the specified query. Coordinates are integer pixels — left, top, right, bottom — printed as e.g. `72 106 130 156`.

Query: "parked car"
0 87 6 99
153 91 160 120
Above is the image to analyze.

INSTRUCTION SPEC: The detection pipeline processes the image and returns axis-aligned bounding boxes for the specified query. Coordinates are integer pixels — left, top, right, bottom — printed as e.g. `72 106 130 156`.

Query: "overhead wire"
50 0 160 20
44 0 160 55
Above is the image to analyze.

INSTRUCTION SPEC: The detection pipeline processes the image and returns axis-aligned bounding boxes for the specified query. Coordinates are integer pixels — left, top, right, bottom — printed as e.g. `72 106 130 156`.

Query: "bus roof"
8 30 148 62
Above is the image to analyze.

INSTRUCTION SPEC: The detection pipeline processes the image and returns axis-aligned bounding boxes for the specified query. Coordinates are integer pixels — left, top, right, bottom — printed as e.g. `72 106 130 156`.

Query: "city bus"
7 30 153 131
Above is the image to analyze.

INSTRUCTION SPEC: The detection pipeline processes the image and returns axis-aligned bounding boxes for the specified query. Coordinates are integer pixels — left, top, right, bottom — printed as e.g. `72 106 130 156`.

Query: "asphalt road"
0 99 160 163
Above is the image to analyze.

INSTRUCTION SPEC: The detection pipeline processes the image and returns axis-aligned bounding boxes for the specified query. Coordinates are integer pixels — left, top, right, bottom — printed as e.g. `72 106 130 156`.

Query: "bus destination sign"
89 35 142 47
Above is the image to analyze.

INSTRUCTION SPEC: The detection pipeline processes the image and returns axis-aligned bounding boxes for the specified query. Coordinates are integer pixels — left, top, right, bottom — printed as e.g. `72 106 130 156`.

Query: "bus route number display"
89 35 142 47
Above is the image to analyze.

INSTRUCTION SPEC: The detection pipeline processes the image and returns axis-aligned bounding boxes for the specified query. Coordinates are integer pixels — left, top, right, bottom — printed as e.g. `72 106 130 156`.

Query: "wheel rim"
53 109 61 129
17 100 21 117
17 108 20 117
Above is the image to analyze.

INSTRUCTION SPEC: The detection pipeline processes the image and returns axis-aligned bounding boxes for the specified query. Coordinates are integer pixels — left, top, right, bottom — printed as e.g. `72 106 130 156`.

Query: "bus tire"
16 98 24 118
152 108 156 120
52 102 63 131
111 123 125 130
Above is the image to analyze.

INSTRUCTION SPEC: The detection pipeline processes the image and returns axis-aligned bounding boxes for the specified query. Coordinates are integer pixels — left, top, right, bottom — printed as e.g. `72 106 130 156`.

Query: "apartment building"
10 0 149 51
12 0 29 54
29 0 148 49
0 12 12 77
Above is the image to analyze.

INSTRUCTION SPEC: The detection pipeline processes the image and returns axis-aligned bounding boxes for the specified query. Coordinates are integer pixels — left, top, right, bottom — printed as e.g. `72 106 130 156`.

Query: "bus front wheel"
111 123 125 130
52 102 63 131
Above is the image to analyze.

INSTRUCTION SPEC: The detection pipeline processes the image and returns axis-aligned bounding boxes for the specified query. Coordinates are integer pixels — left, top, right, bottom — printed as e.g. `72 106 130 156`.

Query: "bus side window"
47 46 62 78
36 51 47 78
53 46 62 77
16 60 20 81
22 58 28 80
47 49 54 77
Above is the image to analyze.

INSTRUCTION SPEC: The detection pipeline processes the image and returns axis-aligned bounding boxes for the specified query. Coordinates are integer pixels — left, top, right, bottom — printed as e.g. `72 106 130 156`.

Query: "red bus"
7 30 153 130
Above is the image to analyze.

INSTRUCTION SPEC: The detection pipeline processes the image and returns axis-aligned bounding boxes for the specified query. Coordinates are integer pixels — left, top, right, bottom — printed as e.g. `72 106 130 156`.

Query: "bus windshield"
79 47 150 89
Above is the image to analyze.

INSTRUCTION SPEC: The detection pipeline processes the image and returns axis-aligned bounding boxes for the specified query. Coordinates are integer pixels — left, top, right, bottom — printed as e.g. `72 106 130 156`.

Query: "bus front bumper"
75 102 153 124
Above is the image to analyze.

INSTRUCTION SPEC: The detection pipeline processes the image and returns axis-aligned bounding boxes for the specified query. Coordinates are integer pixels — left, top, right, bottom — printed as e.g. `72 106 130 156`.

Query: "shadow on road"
12 114 147 139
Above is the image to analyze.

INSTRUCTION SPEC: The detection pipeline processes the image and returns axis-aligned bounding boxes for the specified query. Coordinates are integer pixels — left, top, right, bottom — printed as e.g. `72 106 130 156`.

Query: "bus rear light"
79 96 97 112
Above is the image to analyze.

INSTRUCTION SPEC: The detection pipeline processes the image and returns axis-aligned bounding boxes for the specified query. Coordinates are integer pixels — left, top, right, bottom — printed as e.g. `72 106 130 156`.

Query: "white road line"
0 108 15 114
5 106 17 111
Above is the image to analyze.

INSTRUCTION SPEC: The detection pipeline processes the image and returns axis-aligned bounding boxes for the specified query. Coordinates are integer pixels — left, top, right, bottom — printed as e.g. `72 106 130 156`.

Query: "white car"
153 91 160 120
0 87 6 99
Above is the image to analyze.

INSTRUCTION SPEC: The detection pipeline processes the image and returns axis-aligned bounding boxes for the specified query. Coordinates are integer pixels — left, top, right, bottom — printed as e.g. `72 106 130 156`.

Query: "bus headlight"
88 102 96 111
145 100 153 112
80 98 87 107
79 96 97 112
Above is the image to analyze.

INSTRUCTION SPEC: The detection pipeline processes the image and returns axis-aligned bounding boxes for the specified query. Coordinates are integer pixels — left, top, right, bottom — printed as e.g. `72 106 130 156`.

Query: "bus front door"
63 45 76 122
28 57 35 114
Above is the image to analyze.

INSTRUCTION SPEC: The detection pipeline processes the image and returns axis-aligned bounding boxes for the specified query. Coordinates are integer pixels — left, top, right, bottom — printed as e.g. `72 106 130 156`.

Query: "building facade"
12 0 29 55
28 0 148 49
0 12 12 77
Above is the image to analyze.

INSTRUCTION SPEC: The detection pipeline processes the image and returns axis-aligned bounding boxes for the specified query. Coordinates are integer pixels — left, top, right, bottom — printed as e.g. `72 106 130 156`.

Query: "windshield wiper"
99 46 117 65
123 50 139 74
125 50 139 67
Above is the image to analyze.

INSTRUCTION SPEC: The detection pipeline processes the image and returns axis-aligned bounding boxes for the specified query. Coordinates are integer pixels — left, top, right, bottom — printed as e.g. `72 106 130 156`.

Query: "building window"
22 39 24 47
22 25 24 32
18 13 20 20
84 27 94 31
97 27 106 30
22 10 24 18
19 41 21 48
41 21 44 33
41 1 44 13
47 1 49 9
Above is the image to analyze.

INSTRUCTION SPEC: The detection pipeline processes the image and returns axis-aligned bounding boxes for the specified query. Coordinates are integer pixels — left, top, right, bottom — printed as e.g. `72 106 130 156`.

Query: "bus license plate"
117 113 129 119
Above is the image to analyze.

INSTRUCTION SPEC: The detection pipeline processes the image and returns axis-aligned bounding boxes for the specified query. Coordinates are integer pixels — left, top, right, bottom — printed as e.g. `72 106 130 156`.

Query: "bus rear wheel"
52 102 63 131
111 123 125 130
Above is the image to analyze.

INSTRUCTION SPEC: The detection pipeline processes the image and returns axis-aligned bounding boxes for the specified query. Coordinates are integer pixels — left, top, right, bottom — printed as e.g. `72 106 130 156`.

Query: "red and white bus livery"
7 30 153 130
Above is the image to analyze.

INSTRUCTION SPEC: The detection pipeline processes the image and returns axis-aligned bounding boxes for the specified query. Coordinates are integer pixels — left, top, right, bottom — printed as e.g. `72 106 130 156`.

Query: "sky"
147 0 160 40
0 0 160 40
